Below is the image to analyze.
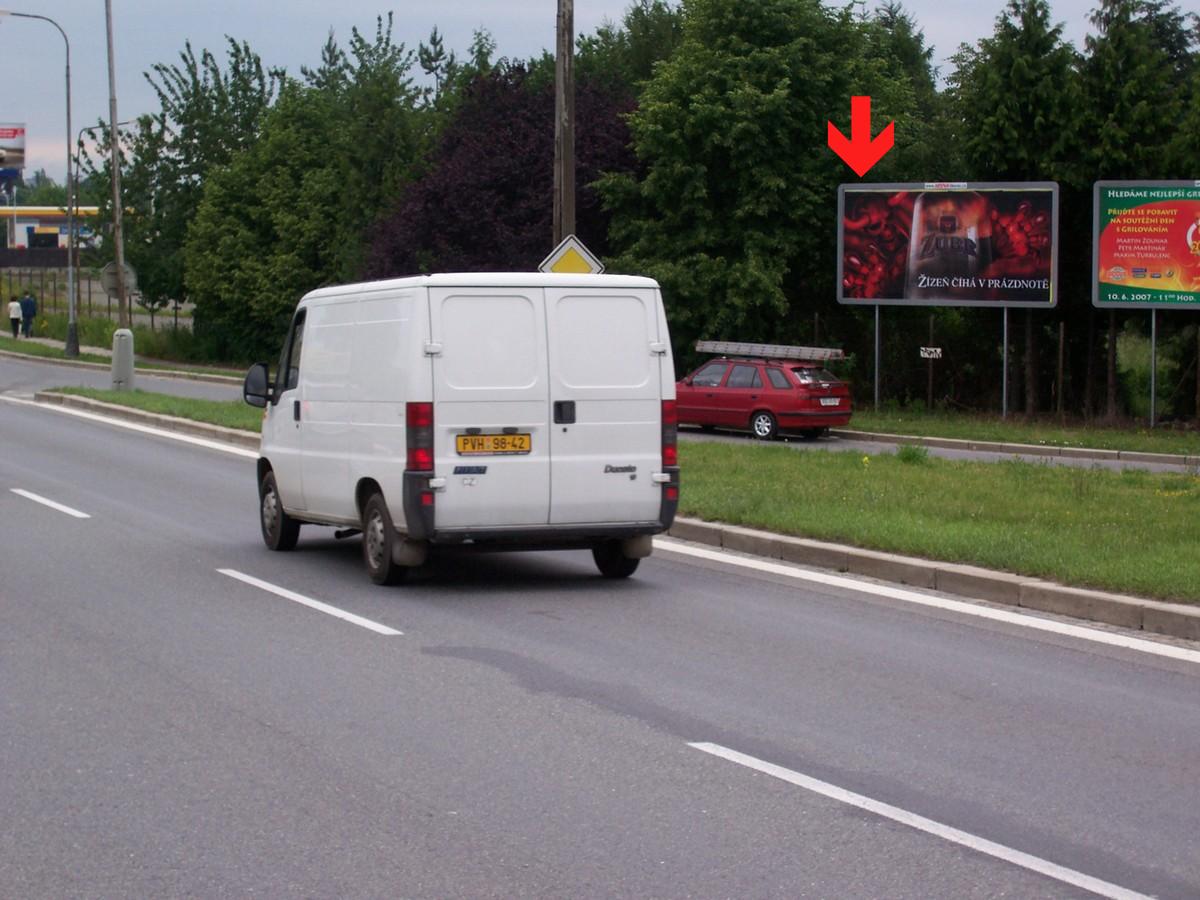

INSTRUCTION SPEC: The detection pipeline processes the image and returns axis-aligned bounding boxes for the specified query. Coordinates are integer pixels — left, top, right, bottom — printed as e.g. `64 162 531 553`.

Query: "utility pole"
553 0 575 244
104 0 129 329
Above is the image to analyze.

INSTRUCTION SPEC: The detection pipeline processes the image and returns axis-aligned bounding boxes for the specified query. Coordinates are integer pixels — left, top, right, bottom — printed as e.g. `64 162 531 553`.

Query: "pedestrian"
8 295 22 339
19 290 36 338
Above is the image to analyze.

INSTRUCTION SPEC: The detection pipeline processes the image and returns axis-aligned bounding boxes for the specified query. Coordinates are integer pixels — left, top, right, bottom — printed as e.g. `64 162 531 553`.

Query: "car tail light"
662 400 678 467
406 402 434 472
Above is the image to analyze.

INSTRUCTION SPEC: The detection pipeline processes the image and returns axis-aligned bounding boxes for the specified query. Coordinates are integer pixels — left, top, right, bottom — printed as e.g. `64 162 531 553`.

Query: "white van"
243 273 680 584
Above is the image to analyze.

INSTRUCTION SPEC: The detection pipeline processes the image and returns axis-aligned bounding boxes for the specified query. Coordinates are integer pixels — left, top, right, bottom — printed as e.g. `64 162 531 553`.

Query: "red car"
676 354 853 440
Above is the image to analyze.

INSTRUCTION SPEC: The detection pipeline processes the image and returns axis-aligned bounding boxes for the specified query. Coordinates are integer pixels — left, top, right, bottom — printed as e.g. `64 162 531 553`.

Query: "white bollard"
111 328 135 391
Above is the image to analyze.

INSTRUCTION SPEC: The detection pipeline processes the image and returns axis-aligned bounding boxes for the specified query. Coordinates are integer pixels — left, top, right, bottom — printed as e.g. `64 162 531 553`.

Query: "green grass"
45 387 1200 602
0 334 242 378
849 409 1200 457
54 387 264 433
679 441 1200 603
0 334 111 365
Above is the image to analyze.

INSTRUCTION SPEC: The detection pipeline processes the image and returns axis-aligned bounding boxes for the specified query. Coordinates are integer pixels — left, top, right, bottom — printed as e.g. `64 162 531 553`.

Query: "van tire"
592 540 640 578
363 492 407 585
260 470 300 551
750 410 778 440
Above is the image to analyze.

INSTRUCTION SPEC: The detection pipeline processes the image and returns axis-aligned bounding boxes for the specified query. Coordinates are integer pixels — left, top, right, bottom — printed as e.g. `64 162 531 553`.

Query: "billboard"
0 123 25 181
1093 181 1200 309
838 182 1059 307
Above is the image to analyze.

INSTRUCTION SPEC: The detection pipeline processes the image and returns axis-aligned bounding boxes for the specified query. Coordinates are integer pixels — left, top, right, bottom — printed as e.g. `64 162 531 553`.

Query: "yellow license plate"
456 433 532 455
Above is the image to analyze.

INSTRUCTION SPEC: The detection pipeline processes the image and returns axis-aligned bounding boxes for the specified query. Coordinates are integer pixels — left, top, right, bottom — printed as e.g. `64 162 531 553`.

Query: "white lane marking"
690 742 1151 900
10 488 91 519
218 569 402 636
0 394 258 459
655 538 1200 666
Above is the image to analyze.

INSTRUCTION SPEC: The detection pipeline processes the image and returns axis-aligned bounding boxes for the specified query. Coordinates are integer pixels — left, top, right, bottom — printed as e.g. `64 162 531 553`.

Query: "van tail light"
406 402 434 472
662 400 678 467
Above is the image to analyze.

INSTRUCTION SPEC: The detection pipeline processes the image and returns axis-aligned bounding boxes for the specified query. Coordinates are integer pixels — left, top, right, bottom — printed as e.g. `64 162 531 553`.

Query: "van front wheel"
363 493 407 585
592 540 640 578
260 470 300 551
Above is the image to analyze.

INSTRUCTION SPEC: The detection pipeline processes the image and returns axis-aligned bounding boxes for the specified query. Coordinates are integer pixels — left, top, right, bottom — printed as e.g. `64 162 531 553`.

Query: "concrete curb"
667 516 1200 642
34 391 260 450
829 428 1197 468
0 347 241 385
28 392 1200 643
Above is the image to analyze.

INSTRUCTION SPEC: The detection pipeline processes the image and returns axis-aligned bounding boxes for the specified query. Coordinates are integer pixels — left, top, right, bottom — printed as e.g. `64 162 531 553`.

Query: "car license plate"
456 433 532 455
820 397 841 407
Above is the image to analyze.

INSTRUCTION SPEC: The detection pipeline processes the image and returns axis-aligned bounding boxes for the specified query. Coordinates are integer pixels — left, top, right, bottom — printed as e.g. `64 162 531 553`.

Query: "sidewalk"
28 389 1200 644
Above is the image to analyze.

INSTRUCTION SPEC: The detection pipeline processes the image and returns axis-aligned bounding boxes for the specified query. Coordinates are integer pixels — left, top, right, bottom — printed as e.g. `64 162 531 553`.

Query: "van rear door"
545 286 663 525
429 287 551 528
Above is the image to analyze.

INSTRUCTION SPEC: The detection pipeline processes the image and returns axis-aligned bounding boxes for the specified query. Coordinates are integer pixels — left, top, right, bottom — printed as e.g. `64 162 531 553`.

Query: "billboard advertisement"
1093 181 1200 309
0 123 25 181
838 182 1059 307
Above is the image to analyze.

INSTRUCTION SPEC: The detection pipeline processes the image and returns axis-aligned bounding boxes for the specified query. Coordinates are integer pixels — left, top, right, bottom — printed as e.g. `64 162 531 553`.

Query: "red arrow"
827 96 894 177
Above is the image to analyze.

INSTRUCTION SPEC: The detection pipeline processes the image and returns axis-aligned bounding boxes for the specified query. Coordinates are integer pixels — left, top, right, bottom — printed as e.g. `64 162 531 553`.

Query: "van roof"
300 272 660 302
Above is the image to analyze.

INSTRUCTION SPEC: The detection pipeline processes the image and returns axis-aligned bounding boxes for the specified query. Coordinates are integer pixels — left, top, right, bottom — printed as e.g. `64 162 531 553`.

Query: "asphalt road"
2 395 1199 898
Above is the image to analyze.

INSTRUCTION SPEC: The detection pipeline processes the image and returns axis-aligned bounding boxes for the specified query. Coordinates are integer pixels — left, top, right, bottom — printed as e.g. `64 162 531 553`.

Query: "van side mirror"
243 362 271 408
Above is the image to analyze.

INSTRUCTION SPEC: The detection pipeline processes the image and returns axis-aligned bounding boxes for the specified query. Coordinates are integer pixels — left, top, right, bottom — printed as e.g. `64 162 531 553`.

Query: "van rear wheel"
592 540 640 578
363 493 407 585
260 470 300 551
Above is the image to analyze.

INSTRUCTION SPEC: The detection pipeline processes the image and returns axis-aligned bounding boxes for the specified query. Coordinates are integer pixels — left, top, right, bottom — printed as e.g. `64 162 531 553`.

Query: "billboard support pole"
874 304 881 410
1150 309 1157 428
1002 308 1009 419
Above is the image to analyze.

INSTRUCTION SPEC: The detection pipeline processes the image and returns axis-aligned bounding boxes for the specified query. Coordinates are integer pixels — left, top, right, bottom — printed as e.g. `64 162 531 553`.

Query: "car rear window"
790 367 839 384
727 364 761 388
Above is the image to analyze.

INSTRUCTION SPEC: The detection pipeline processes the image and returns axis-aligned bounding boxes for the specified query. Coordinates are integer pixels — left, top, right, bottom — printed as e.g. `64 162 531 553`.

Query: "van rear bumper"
427 522 665 551
403 466 679 547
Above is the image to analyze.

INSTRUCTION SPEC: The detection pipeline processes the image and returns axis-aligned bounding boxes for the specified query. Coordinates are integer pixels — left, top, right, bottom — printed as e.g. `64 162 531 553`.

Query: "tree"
949 0 1081 415
1082 0 1195 419
184 83 343 360
365 65 636 277
81 38 282 318
575 0 687 94
599 0 915 368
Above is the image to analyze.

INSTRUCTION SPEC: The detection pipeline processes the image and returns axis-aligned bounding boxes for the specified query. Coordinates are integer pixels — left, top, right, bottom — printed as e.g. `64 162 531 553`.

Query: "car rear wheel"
799 428 823 441
260 470 300 551
592 540 640 578
362 492 407 585
750 410 778 440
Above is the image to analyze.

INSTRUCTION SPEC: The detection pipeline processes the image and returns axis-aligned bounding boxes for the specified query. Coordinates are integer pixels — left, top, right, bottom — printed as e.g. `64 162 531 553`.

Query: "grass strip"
48 388 1200 602
848 410 1200 457
0 335 243 378
1 335 111 365
679 441 1200 604
54 387 264 433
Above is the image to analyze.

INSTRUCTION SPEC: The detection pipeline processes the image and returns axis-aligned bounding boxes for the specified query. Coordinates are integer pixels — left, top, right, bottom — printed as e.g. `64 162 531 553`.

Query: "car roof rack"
695 340 845 362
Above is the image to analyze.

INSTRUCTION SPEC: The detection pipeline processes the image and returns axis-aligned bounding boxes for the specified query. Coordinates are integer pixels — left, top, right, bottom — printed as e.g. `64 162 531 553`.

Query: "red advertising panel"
1093 181 1200 309
0 123 26 174
838 182 1059 307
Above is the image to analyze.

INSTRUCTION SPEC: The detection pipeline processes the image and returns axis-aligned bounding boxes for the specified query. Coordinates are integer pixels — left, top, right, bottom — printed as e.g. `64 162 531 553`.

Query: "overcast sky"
2 1 1099 185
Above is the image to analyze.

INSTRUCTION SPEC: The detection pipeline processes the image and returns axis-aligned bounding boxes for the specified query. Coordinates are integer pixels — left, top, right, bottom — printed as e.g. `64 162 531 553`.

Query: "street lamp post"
0 10 77 355
74 119 133 325
104 0 130 332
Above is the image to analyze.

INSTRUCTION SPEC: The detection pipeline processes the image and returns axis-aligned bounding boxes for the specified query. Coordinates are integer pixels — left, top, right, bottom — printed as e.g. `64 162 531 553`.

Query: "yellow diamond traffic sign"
539 234 605 274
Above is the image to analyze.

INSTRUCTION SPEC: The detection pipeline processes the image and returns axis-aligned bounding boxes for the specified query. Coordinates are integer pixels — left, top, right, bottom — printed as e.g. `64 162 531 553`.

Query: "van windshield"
790 367 839 384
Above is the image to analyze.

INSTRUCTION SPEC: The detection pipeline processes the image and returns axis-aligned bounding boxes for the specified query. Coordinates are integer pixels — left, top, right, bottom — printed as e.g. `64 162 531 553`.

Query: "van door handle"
553 400 576 424
293 400 301 422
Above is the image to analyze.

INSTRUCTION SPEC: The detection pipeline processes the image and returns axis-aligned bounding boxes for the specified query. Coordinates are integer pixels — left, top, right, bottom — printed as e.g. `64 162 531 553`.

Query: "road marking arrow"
827 95 895 177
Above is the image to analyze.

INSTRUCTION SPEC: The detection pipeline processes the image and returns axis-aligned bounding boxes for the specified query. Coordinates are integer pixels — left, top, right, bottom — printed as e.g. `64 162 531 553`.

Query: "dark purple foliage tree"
364 65 636 277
